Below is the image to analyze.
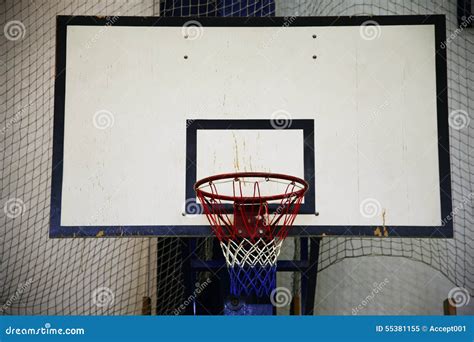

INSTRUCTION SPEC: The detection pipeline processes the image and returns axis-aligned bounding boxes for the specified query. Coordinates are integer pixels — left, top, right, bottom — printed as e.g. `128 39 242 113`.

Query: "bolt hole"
312 55 317 59
312 34 317 38
184 55 188 59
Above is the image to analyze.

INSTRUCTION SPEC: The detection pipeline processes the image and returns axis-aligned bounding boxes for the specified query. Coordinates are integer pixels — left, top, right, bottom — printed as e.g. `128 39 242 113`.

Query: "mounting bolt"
315 212 319 216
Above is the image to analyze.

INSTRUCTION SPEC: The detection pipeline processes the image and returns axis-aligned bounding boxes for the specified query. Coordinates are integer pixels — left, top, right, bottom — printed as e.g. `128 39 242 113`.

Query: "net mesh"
1 0 473 315
223 239 281 297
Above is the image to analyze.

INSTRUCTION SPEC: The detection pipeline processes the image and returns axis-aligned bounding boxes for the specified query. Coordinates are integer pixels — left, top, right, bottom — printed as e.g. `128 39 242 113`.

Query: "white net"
221 238 283 268
221 238 283 297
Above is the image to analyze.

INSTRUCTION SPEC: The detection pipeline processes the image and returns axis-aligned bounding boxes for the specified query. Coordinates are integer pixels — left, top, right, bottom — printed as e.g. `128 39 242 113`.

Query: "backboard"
51 15 452 238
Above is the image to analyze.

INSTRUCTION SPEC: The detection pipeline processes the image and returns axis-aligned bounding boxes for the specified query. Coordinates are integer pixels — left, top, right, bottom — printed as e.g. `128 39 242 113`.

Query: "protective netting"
273 0 474 302
1 0 166 315
1 0 473 315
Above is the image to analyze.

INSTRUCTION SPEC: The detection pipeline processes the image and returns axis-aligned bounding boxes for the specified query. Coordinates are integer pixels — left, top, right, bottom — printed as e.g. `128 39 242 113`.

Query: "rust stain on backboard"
381 209 388 236
374 227 382 237
374 226 389 237
233 132 240 170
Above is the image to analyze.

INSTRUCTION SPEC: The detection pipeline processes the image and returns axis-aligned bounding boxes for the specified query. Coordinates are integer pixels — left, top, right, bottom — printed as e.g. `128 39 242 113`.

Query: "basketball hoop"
194 172 308 297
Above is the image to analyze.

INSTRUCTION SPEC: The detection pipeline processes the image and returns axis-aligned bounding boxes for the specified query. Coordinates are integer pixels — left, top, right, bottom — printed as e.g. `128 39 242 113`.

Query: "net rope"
222 239 282 296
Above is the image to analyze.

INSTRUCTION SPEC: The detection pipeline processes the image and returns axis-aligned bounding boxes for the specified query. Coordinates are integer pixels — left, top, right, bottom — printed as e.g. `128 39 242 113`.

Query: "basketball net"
195 172 307 297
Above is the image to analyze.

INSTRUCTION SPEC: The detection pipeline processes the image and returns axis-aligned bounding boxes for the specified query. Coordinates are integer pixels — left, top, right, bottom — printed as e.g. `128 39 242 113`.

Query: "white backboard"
51 16 452 237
